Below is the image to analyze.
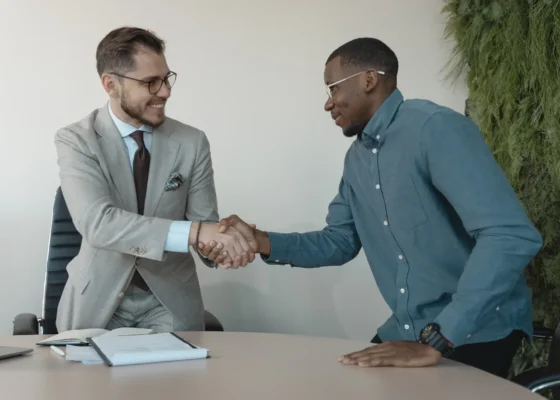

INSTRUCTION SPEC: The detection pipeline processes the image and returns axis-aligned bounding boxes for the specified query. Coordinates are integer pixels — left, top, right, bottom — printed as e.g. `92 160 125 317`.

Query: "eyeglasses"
110 71 177 94
325 69 385 99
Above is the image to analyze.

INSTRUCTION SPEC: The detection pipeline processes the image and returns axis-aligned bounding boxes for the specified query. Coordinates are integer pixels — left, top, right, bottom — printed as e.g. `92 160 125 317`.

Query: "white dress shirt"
108 104 191 253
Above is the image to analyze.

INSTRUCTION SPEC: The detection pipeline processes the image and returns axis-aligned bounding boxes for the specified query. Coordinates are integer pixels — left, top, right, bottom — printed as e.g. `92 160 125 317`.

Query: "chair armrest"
13 313 39 335
527 373 560 393
511 367 551 387
204 310 224 332
533 326 555 339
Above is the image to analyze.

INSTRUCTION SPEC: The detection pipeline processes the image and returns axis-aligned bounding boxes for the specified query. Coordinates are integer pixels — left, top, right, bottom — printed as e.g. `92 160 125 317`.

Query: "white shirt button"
383 220 388 226
376 135 380 140
467 334 472 339
372 148 378 154
375 184 380 190
398 255 404 260
496 306 500 311
404 324 410 330
400 288 405 294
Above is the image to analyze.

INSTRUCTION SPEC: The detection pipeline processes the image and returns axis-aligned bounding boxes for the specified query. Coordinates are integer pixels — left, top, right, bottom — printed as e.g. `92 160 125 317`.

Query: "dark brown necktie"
130 130 150 291
131 131 150 215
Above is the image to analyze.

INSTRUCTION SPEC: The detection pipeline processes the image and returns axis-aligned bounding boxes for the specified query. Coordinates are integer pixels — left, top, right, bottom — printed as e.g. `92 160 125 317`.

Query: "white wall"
0 0 468 337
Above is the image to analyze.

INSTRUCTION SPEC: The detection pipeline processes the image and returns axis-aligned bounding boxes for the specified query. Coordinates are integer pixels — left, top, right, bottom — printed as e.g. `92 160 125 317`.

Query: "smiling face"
323 56 382 138
103 48 172 128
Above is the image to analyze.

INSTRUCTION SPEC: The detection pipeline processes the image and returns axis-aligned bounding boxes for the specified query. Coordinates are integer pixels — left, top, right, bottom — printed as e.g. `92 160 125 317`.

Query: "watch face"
420 323 437 340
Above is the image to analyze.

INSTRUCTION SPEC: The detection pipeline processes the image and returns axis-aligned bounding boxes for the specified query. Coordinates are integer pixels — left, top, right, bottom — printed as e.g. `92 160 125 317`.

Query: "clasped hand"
197 215 258 268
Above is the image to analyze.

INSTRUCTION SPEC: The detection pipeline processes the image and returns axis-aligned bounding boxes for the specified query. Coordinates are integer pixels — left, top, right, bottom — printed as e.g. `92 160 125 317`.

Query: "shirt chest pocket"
382 175 428 231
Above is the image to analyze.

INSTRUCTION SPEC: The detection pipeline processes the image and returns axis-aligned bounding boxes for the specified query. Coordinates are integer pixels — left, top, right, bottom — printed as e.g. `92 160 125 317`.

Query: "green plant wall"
442 0 560 375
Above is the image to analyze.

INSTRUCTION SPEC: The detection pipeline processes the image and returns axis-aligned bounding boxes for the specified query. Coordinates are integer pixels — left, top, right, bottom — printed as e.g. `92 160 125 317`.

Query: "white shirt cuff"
163 221 192 253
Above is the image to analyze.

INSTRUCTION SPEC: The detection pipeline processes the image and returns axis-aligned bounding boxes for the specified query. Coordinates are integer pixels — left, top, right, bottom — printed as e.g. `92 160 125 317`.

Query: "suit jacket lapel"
94 106 138 213
144 123 180 217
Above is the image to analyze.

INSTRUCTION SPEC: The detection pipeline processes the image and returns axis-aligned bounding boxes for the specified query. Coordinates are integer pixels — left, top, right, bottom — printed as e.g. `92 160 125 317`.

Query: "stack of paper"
65 345 104 364
89 332 209 366
37 327 153 346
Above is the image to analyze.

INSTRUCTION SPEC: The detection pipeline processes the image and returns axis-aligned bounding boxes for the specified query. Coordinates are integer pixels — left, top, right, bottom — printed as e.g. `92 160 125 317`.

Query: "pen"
50 345 65 357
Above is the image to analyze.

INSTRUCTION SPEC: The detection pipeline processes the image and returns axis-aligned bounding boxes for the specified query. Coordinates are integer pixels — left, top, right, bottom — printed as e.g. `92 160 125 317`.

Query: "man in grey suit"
54 27 252 333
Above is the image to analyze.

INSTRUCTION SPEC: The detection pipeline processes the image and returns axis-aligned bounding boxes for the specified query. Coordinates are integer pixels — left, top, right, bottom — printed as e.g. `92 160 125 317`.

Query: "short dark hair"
96 27 165 77
326 38 398 77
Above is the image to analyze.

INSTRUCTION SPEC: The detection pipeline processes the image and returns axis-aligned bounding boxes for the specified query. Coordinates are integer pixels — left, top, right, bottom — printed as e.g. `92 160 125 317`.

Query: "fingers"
218 215 241 233
215 251 230 267
218 218 229 233
356 356 394 367
219 251 233 268
198 241 223 261
339 350 396 367
219 226 254 267
338 342 441 368
338 346 376 361
203 218 259 269
198 241 234 268
229 227 252 253
248 251 256 263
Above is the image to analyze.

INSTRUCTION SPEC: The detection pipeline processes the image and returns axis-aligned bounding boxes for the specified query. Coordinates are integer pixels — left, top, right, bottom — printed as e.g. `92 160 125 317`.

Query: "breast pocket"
383 175 428 231
157 183 189 218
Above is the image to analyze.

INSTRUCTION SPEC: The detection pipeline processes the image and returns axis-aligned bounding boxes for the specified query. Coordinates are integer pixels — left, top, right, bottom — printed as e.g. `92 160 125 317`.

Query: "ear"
101 73 119 98
364 70 380 93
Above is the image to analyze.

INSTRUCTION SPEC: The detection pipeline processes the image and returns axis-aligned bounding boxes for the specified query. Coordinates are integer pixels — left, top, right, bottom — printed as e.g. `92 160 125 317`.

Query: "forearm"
434 227 542 346
77 197 172 261
257 227 361 268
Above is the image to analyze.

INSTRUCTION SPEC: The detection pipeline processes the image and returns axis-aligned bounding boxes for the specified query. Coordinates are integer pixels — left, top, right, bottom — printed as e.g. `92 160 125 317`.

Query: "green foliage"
442 0 560 374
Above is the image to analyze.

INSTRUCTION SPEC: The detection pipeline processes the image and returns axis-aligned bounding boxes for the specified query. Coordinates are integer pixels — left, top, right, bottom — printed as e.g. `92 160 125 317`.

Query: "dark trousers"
371 330 525 378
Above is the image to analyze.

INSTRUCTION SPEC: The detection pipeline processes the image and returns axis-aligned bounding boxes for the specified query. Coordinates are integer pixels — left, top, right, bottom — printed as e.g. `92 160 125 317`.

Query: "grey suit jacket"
54 105 218 332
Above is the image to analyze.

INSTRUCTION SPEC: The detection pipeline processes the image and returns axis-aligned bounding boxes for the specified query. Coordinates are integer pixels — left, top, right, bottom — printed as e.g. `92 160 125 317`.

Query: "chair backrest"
41 187 82 334
40 187 224 333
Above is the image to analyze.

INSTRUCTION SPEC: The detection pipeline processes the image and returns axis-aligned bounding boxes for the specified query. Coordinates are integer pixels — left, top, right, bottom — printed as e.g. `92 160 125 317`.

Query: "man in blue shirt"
200 38 542 377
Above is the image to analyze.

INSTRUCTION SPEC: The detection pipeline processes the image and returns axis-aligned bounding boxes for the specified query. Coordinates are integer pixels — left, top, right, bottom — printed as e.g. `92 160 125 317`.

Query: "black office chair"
13 187 223 335
511 323 560 398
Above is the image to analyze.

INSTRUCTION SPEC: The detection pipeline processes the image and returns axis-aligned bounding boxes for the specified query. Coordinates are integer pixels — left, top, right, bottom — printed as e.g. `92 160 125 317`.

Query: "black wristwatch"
419 323 454 357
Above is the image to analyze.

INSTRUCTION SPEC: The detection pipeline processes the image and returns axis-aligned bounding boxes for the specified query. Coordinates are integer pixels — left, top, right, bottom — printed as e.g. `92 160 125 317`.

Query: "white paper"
65 345 104 364
38 329 108 344
91 332 208 366
38 327 153 345
99 328 152 337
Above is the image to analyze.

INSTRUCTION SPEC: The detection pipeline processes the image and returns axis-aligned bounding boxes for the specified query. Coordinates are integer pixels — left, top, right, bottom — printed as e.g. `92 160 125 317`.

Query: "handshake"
190 215 270 268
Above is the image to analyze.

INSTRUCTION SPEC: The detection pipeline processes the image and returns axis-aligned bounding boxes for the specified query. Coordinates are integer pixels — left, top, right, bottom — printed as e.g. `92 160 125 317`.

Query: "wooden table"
0 332 542 399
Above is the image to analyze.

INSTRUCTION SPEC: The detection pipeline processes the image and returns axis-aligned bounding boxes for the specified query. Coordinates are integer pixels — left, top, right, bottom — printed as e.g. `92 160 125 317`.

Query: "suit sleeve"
184 131 219 267
55 128 172 261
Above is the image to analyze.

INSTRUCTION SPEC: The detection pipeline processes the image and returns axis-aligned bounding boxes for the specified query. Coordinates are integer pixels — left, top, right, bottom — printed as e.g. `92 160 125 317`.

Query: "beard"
342 120 368 138
120 90 166 128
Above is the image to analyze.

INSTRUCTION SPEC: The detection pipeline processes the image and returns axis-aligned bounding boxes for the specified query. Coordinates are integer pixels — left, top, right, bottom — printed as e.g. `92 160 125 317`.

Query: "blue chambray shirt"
263 88 542 347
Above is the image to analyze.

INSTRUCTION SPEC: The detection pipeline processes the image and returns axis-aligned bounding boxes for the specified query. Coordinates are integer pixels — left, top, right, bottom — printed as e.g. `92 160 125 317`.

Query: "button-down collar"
359 88 404 150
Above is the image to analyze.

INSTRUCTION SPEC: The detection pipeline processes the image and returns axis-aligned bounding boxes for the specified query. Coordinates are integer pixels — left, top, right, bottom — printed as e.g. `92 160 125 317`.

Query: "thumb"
218 218 230 233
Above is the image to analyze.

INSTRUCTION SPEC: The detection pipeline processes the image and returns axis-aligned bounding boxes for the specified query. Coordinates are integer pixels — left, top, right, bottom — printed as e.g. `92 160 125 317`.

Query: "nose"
324 96 334 112
156 83 171 99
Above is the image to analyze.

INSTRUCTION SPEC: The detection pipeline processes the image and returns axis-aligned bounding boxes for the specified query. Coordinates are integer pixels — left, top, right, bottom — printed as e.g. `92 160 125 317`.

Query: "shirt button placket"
396 252 414 339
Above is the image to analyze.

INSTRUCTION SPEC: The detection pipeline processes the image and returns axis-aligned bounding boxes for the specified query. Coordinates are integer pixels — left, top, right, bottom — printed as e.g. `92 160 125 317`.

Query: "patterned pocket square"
164 171 184 191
